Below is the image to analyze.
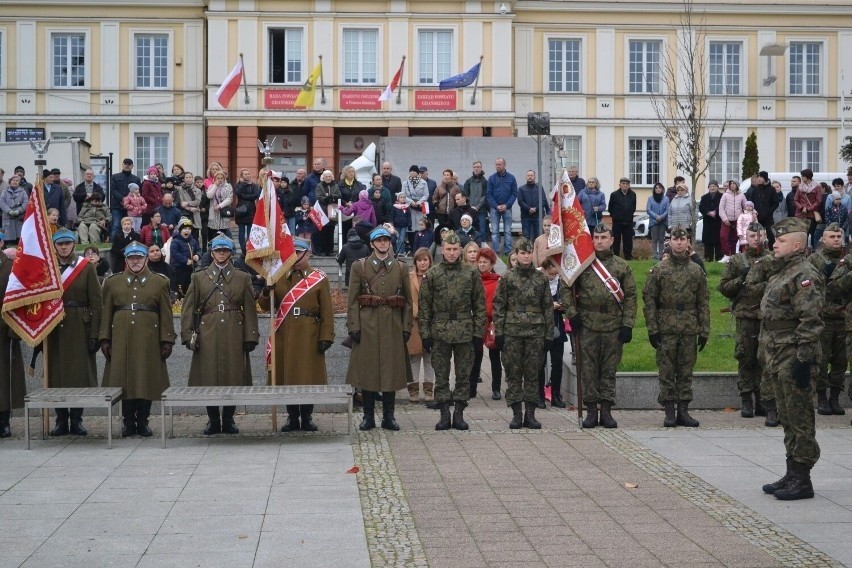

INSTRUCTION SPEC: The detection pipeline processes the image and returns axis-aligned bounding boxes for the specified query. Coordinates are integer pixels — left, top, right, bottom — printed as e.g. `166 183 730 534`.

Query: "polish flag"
544 169 595 286
215 59 243 108
378 59 405 102
244 172 296 285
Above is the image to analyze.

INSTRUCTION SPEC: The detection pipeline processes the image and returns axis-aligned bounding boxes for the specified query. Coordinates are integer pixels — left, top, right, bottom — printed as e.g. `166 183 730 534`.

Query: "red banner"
264 89 301 110
339 90 382 110
414 91 457 111
244 175 296 285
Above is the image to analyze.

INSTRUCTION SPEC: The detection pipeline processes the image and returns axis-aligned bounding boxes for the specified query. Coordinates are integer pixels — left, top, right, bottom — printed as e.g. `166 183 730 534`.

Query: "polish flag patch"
801 280 812 288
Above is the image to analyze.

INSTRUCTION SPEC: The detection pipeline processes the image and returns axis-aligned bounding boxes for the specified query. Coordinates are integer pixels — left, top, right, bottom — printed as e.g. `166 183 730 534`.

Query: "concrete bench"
24 387 124 449
159 385 354 448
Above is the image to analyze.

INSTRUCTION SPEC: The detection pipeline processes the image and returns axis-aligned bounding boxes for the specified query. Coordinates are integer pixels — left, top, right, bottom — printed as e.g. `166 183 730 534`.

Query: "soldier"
718 222 773 418
181 234 259 435
827 242 852 424
260 237 334 432
643 225 710 427
418 230 486 430
808 223 847 416
492 237 552 429
101 241 176 437
564 224 637 428
46 228 103 436
346 226 413 431
760 217 824 500
0 229 25 438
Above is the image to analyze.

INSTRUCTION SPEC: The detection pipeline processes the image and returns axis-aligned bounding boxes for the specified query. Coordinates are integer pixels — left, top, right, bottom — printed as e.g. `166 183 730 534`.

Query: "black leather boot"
359 391 376 431
817 389 832 415
551 394 566 409
774 462 815 500
300 405 318 432
754 390 767 416
676 401 699 427
509 403 523 429
122 400 137 437
381 392 400 431
435 403 451 431
203 406 222 435
764 399 779 427
663 402 677 427
69 408 87 436
0 410 11 438
762 458 793 494
452 402 469 431
281 405 300 432
740 392 754 418
523 402 542 429
221 406 239 434
599 401 618 429
50 408 70 436
136 400 153 437
829 387 845 415
582 403 598 429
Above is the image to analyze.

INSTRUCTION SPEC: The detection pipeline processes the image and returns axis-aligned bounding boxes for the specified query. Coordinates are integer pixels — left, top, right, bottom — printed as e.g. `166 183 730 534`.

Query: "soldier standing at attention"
643 225 710 427
418 230 486 430
719 222 773 419
346 227 413 431
493 237 552 429
828 243 852 425
808 223 847 416
0 229 25 438
181 235 259 435
564 224 637 429
760 217 824 500
100 242 176 437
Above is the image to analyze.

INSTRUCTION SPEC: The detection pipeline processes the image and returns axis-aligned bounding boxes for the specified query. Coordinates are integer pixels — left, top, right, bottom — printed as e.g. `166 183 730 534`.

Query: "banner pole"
470 55 484 106
396 55 406 105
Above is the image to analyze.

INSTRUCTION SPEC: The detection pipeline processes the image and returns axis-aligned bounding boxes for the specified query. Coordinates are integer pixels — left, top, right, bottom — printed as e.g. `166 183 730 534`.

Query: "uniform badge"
800 280 812 288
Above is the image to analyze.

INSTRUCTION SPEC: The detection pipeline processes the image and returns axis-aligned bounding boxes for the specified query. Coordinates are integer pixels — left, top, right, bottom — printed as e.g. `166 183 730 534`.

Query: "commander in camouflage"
418 230 486 431
760 217 824 501
643 225 710 428
493 237 552 429
718 222 773 419
564 224 637 429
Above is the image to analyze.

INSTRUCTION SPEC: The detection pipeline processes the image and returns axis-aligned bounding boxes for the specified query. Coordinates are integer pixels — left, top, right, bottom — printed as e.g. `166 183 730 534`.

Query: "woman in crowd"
140 166 163 227
339 165 363 238
463 240 480 268
140 211 171 248
539 258 569 408
412 218 434 253
316 170 342 255
177 172 203 242
234 168 262 254
206 170 233 242
699 180 723 262
431 168 460 235
204 162 224 189
718 180 746 262
0 175 29 247
794 168 823 249
407 248 435 403
84 246 111 283
457 214 479 247
278 176 302 237
146 243 173 282
646 182 669 261
474 247 504 400
668 183 695 233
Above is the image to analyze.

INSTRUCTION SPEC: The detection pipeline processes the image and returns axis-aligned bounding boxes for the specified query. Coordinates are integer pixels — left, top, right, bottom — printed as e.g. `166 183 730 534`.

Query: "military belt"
762 319 797 331
578 304 610 314
117 303 158 313
659 303 691 310
290 307 320 319
514 306 542 313
434 312 471 321
202 303 242 315
63 301 89 308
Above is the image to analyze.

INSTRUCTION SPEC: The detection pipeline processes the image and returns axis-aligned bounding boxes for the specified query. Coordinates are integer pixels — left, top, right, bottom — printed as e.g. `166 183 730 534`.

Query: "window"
418 30 452 85
135 134 169 177
628 40 661 94
789 42 821 95
52 32 86 87
708 138 742 183
135 34 168 88
342 29 377 84
559 136 582 170
709 42 740 95
628 138 661 185
548 39 581 93
790 138 822 171
269 28 303 84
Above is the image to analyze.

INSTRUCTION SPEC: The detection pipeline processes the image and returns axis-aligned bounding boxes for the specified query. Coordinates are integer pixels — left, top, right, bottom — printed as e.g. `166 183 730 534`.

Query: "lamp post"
527 112 550 234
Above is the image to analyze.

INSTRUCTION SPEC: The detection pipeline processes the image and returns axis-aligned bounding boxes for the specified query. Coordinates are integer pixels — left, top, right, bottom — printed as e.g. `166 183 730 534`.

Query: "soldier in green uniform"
564 224 637 428
493 237 552 429
808 223 847 416
418 230 486 430
0 229 25 438
719 222 772 419
827 240 852 424
643 225 710 427
46 229 103 436
181 234 259 435
760 217 824 500
101 242 176 437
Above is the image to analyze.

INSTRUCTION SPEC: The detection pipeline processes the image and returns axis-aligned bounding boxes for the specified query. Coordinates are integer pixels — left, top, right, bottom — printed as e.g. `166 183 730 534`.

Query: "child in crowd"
824 191 849 236
371 187 391 226
294 196 315 240
736 201 757 250
457 214 478 247
412 218 434 253
336 228 371 286
84 246 111 282
392 193 411 256
170 218 200 298
46 208 60 235
122 183 146 232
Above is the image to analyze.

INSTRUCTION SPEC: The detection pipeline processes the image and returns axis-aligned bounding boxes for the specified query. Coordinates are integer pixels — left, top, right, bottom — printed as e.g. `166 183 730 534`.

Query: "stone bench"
23 387 124 449
159 385 354 448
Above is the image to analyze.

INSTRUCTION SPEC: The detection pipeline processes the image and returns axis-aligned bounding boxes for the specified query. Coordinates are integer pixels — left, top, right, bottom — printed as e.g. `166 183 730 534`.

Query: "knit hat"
128 183 140 191
460 214 473 225
831 191 843 201
744 201 754 209
147 166 159 176
409 164 420 174
758 171 770 181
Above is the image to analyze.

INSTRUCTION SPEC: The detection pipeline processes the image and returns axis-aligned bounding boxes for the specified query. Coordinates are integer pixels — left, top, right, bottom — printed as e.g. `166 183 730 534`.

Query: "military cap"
123 241 148 258
52 228 77 244
293 236 311 251
824 222 843 233
772 217 809 237
369 226 392 241
514 236 533 252
593 224 612 234
210 234 235 252
746 222 763 233
442 230 461 245
669 225 689 239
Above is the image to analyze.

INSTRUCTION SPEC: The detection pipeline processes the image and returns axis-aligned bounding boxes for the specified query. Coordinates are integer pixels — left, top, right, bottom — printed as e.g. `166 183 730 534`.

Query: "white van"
738 172 846 224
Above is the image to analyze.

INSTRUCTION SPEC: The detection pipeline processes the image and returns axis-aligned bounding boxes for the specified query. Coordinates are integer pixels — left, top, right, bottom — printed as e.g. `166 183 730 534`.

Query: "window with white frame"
548 39 581 93
708 137 742 183
52 32 86 87
708 42 740 95
342 29 377 84
789 42 821 95
268 28 303 84
789 138 822 171
628 40 661 94
418 30 452 85
135 134 169 177
559 136 582 170
135 34 168 88
628 138 661 185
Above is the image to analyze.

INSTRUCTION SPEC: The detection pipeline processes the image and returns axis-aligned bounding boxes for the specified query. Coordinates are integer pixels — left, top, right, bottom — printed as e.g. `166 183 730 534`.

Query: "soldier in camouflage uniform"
760 217 824 500
418 230 486 430
564 224 637 429
643 226 710 427
719 222 773 419
493 237 552 429
808 223 847 416
827 240 852 424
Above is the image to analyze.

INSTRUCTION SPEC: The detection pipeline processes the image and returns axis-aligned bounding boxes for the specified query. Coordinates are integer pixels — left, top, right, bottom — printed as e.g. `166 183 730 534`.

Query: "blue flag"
438 62 481 91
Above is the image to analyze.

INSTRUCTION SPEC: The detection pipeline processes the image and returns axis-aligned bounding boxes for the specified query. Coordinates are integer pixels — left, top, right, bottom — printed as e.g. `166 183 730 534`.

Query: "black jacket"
608 189 636 224
745 183 782 225
109 171 141 212
235 181 261 224
698 191 722 245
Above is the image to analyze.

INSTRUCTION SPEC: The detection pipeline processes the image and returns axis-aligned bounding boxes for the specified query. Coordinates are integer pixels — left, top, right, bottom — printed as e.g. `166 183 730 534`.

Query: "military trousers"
656 334 697 404
432 340 473 404
817 319 847 391
734 317 761 394
757 342 774 402
578 328 623 404
504 336 545 406
769 345 820 467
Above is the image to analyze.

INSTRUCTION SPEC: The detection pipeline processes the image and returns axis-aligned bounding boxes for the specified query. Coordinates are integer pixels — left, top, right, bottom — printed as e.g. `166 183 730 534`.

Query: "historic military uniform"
181 235 259 435
46 229 103 436
493 237 552 429
760 217 823 500
718 222 773 418
643 226 710 427
346 227 413 431
0 233 26 438
418 230 486 430
101 241 176 437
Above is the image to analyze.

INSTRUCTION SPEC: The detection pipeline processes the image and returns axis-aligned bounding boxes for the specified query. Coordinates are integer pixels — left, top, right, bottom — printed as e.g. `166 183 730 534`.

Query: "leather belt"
117 303 158 313
63 301 89 308
290 307 320 318
762 319 797 330
202 303 241 315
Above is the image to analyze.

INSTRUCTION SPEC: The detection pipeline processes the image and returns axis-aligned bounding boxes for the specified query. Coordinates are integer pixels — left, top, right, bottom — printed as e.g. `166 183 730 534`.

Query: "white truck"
0 138 92 187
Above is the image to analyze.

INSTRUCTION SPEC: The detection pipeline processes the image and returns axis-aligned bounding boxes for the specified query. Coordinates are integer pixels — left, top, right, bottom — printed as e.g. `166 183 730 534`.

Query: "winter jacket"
518 182 550 219
432 182 460 216
745 183 782 226
140 178 163 216
72 181 105 210
122 193 147 217
0 185 29 240
371 196 391 225
718 190 746 224
340 193 376 227
579 188 606 227
608 189 636 225
140 223 171 247
824 203 848 230
336 237 371 285
486 171 518 209
158 205 182 229
794 182 823 220
412 229 434 252
44 183 67 226
450 204 474 230
339 179 365 206
645 195 670 228
77 201 110 225
736 211 758 242
392 203 412 230
278 187 303 220
458 226 478 247
170 232 199 268
463 173 488 212
235 180 261 225
668 193 695 230
109 171 141 212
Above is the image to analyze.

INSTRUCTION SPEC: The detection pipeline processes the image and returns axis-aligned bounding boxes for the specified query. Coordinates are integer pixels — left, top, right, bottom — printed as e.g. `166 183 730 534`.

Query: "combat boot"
69 408 87 436
122 400 138 437
599 401 618 429
0 411 11 438
754 390 767 417
300 405 318 432
381 392 400 431
817 389 832 415
774 462 814 500
435 403 451 431
452 402 469 431
523 402 542 429
509 403 523 429
203 406 222 435
407 382 420 403
764 399 779 427
423 382 435 403
762 458 793 494
50 408 70 436
282 405 301 432
829 387 845 415
136 400 153 437
582 403 598 429
359 392 376 431
663 402 677 427
740 393 754 418
221 406 239 434
676 401 699 427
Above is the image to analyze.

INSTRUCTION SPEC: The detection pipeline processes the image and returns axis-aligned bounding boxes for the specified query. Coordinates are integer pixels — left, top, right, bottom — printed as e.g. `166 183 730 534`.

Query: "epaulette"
106 272 123 280
152 272 170 281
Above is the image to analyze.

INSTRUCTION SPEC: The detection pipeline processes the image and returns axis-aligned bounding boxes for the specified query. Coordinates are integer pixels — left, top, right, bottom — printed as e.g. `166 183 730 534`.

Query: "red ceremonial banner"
264 89 301 110
414 91 457 111
244 175 296 285
339 90 382 110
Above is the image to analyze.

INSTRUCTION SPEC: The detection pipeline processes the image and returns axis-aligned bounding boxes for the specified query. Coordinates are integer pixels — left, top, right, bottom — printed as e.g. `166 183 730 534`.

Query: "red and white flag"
244 173 296 285
378 58 405 102
545 169 595 286
215 59 244 108
308 200 329 231
2 175 65 346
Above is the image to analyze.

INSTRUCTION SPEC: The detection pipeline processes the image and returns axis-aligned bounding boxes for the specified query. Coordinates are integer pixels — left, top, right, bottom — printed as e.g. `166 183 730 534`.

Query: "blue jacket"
304 172 321 205
578 188 606 226
517 182 550 219
486 171 518 209
412 228 434 251
170 233 199 268
392 205 411 229
44 183 67 225
645 195 670 228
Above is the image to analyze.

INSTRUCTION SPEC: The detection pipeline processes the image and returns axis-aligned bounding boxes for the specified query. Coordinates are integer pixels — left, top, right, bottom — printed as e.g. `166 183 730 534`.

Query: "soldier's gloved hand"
100 340 112 361
318 340 333 353
649 333 661 350
495 335 505 351
262 284 275 296
349 331 361 344
697 336 708 352
87 338 100 354
793 360 812 389
542 339 553 353
160 342 173 360
244 341 258 353
422 338 433 353
403 331 411 343
568 316 582 333
617 327 633 344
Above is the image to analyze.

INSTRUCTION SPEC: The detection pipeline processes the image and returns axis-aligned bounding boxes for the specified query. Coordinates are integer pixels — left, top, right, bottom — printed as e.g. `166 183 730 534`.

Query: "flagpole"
262 161 279 432
396 55 406 105
319 55 326 105
35 164 50 438
239 53 249 105
470 55 484 106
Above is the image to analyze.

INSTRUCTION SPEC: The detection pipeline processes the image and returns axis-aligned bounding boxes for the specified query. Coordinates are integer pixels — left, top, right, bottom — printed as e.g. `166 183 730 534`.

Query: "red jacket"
141 179 163 216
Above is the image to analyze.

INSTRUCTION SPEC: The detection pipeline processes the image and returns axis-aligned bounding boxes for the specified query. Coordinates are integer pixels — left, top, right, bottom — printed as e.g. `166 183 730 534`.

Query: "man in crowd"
486 157 518 255
304 157 326 204
43 168 68 227
76 193 110 244
567 166 586 191
786 175 801 217
747 171 783 248
609 177 637 260
381 161 403 197
518 170 550 241
158 193 182 234
110 158 141 239
72 168 105 212
463 160 489 241
13 166 33 195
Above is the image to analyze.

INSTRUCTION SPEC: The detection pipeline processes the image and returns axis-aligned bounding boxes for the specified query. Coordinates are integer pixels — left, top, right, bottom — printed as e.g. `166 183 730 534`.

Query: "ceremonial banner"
545 169 595 286
245 174 296 285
